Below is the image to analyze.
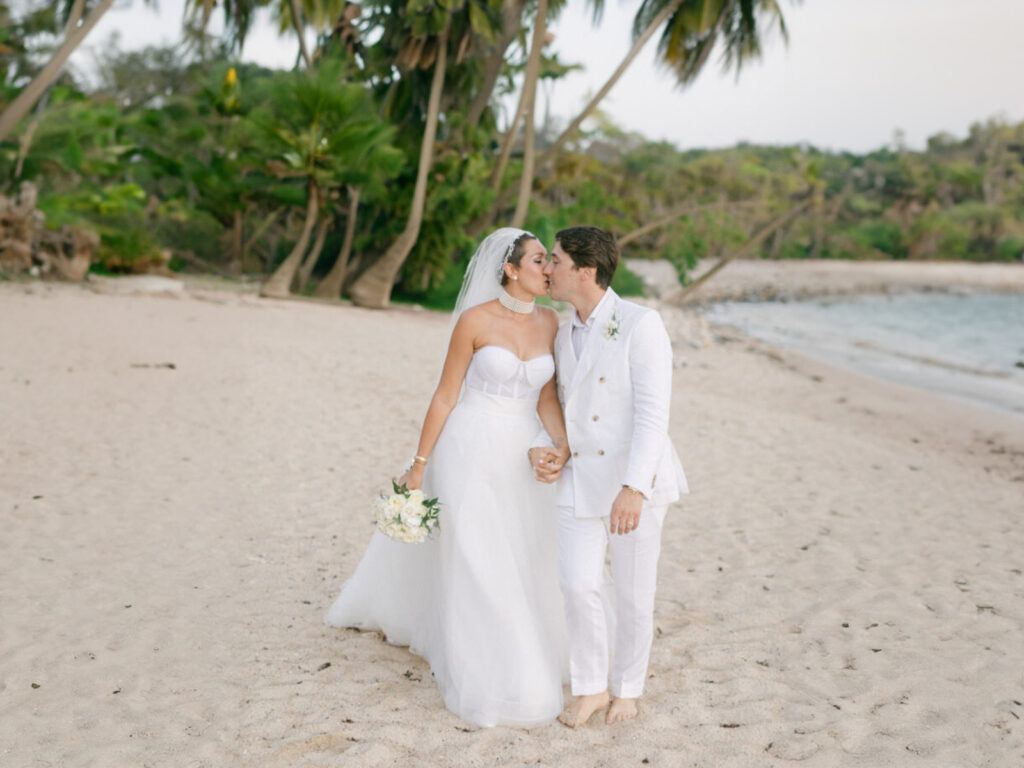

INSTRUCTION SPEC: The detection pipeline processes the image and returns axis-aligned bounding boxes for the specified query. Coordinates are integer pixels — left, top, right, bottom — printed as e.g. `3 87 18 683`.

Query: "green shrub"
153 200 225 265
39 184 165 272
850 219 907 259
909 211 971 260
93 213 164 272
995 236 1024 262
611 263 645 297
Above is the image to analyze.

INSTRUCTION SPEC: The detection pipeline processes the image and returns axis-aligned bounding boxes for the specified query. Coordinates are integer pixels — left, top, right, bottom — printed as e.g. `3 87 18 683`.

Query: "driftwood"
0 184 37 276
0 183 98 281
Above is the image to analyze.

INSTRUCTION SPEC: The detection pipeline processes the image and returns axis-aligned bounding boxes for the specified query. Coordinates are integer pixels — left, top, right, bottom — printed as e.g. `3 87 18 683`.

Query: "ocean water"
704 293 1024 418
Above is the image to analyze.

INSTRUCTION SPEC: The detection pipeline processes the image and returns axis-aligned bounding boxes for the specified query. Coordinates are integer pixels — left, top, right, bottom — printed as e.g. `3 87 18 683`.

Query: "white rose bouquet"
373 480 441 544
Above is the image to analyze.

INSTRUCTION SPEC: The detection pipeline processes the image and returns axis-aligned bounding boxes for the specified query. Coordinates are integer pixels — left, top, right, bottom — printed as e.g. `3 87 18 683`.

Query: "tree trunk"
315 185 361 299
536 0 683 174
812 187 848 258
14 94 49 179
260 183 319 298
510 94 536 228
348 22 450 309
296 215 331 290
677 199 812 303
229 209 244 274
243 207 282 272
478 0 684 227
466 0 527 129
769 225 785 259
0 0 116 143
289 0 315 70
10 0 79 164
488 65 529 194
487 1 547 197
64 0 86 32
510 0 547 229
809 189 825 258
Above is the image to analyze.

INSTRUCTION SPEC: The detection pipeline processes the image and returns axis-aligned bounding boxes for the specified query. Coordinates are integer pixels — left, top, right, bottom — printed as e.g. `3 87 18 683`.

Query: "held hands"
610 486 644 535
529 446 569 484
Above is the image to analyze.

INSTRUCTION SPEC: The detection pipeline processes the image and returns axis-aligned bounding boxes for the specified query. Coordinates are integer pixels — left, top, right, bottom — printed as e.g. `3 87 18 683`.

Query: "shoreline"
2 280 1023 766
709 315 1024 424
700 299 1024 423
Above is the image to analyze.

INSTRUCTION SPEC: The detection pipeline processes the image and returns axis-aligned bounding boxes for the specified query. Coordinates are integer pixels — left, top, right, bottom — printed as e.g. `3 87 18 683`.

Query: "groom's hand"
529 447 564 483
610 487 644 535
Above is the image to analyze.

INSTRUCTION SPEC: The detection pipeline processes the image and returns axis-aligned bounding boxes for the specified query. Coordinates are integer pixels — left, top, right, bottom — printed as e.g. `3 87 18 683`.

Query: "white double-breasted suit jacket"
540 288 688 517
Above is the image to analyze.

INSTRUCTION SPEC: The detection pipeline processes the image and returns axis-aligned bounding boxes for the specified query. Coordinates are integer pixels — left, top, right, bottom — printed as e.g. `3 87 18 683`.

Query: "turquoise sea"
703 293 1024 419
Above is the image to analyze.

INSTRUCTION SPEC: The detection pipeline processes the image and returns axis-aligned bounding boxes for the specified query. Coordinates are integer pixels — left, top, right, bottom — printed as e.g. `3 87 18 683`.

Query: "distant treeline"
2 45 1022 307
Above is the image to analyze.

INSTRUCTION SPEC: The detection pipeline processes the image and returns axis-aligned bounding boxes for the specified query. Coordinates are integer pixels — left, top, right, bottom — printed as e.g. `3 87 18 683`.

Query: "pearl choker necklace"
499 290 535 314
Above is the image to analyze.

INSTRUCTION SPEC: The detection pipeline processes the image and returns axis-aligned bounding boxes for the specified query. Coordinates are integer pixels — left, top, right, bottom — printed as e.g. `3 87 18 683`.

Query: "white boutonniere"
604 313 620 340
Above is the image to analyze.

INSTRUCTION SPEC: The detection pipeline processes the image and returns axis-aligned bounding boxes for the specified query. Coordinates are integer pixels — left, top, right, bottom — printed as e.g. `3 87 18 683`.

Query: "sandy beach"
2 269 1023 767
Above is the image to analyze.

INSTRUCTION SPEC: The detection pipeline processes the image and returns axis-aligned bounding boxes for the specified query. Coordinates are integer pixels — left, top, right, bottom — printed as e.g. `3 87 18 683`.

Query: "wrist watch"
622 485 644 497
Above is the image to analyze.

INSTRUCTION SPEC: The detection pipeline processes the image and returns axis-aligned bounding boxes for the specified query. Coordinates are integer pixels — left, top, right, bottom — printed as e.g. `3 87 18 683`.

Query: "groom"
529 226 688 726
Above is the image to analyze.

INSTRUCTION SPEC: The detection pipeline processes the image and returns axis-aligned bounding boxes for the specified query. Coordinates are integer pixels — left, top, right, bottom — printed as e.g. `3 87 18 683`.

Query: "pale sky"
70 0 1024 153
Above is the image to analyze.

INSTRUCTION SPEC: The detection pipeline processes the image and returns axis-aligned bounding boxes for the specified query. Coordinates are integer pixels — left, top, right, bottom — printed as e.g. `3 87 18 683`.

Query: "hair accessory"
497 231 535 281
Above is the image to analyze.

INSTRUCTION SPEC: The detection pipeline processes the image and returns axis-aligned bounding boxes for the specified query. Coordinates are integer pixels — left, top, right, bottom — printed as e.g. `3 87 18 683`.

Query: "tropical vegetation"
1 0 1021 310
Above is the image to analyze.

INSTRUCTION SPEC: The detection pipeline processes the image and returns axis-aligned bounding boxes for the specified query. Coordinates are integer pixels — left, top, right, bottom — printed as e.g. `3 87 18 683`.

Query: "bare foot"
558 691 610 728
606 697 638 725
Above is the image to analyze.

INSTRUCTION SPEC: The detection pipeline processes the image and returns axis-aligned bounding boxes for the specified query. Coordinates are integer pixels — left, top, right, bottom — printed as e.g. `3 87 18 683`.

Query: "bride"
325 228 571 727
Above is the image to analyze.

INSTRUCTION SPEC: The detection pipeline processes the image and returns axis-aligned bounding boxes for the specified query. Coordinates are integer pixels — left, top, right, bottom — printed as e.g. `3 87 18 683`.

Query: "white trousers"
557 503 667 699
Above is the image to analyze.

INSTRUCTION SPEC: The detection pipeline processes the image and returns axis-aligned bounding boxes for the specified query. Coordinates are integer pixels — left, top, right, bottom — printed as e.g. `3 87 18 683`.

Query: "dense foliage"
563 120 1024 280
1 0 1021 309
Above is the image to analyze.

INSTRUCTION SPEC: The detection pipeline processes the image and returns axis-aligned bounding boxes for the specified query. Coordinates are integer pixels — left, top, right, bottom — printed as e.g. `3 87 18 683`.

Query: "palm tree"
261 182 322 297
465 0 528 130
296 212 332 288
487 1 549 197
313 89 403 299
314 184 361 298
288 0 316 69
0 0 131 143
510 0 549 227
542 0 788 169
485 0 790 225
345 18 450 308
250 61 399 298
183 0 346 62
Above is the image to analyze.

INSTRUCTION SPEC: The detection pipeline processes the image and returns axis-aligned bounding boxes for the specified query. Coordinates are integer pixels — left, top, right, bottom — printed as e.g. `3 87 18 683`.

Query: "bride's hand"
554 443 571 468
530 447 564 483
397 464 424 491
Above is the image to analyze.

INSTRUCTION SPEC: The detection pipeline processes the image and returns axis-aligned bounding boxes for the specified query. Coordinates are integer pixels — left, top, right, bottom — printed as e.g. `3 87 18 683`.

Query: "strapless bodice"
463 345 555 400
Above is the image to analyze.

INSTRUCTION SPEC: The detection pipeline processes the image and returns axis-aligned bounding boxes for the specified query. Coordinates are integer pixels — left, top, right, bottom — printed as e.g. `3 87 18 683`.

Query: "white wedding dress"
325 345 568 727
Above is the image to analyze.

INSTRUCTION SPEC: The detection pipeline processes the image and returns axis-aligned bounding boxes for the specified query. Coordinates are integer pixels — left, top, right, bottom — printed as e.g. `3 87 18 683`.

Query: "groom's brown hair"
555 226 619 289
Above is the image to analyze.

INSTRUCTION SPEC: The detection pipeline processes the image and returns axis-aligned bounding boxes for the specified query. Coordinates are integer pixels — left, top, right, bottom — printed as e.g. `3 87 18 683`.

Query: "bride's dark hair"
499 233 538 287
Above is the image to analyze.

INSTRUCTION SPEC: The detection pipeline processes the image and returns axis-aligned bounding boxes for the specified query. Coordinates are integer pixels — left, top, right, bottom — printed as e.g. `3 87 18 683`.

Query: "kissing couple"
326 225 688 728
